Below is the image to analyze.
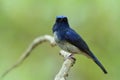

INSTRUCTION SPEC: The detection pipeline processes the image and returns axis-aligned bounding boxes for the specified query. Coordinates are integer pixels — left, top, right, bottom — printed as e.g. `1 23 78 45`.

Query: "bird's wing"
64 29 90 53
65 29 108 74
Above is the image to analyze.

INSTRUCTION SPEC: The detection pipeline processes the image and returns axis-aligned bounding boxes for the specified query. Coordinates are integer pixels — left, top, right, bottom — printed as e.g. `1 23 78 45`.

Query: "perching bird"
52 16 107 74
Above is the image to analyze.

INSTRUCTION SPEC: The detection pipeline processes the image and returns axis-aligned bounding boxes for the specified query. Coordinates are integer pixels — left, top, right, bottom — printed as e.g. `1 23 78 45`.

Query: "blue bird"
52 16 107 74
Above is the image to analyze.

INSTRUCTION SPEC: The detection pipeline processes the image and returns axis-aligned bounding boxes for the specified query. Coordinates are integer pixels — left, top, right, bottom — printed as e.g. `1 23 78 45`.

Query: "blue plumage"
52 16 107 74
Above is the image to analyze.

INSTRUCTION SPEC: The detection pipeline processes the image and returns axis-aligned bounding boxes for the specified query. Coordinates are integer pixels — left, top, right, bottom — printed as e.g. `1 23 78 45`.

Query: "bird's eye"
56 18 62 22
63 18 67 22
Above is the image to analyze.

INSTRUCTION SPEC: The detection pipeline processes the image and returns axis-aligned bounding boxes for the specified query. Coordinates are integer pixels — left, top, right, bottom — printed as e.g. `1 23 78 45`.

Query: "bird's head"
52 16 70 32
56 16 68 23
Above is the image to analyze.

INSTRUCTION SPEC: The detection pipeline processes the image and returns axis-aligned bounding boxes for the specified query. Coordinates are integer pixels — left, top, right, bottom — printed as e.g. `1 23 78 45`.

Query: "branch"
1 35 76 80
55 50 75 80
1 35 56 77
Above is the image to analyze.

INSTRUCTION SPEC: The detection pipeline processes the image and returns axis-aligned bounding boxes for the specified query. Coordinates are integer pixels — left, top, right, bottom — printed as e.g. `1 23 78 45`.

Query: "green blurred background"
0 0 120 80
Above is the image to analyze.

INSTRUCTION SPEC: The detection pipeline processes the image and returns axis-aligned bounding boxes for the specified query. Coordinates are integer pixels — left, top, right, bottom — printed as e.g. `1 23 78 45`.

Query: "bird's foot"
68 54 76 66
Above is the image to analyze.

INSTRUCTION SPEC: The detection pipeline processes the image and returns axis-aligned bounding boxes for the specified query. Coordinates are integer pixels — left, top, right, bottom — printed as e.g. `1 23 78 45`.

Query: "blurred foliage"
0 0 120 80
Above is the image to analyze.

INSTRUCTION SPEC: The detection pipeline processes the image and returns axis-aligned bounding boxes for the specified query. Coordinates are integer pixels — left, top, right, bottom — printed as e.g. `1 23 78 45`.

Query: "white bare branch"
54 50 75 80
1 35 56 77
1 35 76 80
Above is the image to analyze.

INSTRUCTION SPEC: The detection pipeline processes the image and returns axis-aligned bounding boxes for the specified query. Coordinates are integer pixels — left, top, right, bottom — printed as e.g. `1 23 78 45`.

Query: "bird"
52 16 107 74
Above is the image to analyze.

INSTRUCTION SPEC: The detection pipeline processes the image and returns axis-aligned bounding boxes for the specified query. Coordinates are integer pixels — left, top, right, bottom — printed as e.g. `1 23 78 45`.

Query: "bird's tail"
88 51 107 74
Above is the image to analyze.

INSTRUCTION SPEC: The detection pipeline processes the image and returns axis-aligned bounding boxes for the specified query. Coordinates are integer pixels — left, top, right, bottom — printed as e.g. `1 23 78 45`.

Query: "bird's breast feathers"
54 31 80 53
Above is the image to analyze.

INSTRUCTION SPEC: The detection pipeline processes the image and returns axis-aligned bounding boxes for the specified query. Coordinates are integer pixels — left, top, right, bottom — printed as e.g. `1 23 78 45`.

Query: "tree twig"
55 50 75 80
1 35 56 77
1 35 76 80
